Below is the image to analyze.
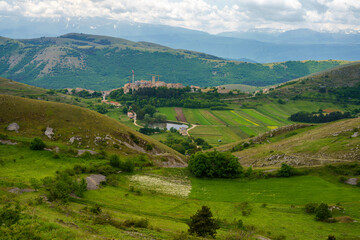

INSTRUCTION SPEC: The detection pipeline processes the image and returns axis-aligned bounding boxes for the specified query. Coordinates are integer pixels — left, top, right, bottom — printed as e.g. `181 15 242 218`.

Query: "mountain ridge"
0 33 350 90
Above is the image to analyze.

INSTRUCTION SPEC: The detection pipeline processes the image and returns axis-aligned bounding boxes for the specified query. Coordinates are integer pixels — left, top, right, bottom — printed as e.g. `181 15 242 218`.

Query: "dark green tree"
187 206 219 237
188 151 242 178
315 203 332 221
277 163 295 177
29 138 46 150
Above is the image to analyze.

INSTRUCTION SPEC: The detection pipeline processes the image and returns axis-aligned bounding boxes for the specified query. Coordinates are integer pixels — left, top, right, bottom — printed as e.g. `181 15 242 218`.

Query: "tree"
187 206 219 237
277 163 295 177
96 104 108 114
29 138 46 150
315 203 332 221
188 151 242 178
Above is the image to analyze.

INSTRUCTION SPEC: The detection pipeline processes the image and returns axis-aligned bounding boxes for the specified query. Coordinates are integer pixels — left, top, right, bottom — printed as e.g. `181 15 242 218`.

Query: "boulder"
7 122 19 132
345 178 358 185
44 127 54 139
351 132 359 138
86 174 106 190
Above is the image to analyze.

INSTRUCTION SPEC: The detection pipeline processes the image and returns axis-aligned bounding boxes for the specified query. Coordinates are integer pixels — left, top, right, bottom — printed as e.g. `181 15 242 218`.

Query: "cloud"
0 0 359 33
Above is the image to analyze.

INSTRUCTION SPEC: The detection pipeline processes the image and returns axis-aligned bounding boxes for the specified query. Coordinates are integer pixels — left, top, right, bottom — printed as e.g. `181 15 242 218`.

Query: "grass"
157 107 177 122
1 146 359 240
182 108 212 125
0 94 184 160
190 176 360 204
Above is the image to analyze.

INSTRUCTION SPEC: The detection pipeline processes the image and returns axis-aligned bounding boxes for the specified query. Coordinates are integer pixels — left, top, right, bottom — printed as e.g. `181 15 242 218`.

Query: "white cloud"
0 0 359 33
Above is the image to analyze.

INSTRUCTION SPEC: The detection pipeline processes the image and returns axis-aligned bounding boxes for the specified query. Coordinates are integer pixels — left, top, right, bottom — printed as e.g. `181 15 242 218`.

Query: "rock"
86 174 106 190
351 132 359 138
8 188 35 194
77 149 98 156
44 127 54 139
345 178 358 185
7 123 19 132
0 140 17 145
69 136 82 144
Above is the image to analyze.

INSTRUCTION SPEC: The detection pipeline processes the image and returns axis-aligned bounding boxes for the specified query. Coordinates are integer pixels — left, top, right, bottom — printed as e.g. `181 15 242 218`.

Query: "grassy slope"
0 33 351 89
271 61 360 99
0 94 184 163
1 146 359 240
216 118 360 167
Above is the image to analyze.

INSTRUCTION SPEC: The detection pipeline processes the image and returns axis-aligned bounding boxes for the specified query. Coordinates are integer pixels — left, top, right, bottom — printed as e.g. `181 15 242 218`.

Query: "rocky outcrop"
77 149 98 156
86 174 106 190
7 122 19 132
44 127 54 139
345 178 358 186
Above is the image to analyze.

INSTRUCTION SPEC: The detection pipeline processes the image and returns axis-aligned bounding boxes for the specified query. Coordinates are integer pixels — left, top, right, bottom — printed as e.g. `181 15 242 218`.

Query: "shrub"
109 154 120 168
0 203 21 227
328 235 336 240
277 163 295 177
29 138 46 150
187 206 219 237
119 159 134 172
304 203 318 214
123 218 149 228
188 151 242 178
315 203 332 221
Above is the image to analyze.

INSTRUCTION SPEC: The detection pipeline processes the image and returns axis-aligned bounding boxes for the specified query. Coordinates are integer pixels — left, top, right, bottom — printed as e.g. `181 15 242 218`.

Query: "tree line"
289 111 352 123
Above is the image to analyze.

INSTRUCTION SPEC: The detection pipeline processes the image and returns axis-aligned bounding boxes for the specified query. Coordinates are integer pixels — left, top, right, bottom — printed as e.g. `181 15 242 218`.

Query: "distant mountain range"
1 17 360 63
0 33 349 90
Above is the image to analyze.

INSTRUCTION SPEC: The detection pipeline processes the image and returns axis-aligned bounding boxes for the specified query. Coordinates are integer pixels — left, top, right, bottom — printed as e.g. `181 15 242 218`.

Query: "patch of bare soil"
175 107 187 122
335 216 355 223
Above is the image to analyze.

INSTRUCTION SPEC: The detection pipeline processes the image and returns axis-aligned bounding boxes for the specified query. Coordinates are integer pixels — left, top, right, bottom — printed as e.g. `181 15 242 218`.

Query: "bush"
0 203 21 227
187 206 219 237
29 138 46 150
315 203 332 221
277 163 295 177
188 151 243 178
109 154 120 168
304 203 318 214
119 159 135 172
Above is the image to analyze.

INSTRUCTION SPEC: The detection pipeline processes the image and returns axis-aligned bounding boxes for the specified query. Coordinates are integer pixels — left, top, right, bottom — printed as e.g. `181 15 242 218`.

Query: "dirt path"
186 124 198 136
175 107 187 122
132 112 143 128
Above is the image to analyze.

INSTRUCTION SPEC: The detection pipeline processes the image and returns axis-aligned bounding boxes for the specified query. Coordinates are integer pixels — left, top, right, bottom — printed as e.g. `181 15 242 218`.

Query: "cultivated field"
155 100 356 146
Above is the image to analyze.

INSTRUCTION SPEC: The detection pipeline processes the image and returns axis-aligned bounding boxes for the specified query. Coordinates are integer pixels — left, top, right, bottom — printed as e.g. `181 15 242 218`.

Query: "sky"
0 0 360 34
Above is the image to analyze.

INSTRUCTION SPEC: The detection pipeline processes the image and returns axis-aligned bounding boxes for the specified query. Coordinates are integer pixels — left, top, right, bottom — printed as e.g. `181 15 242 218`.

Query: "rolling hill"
215 118 360 168
270 61 360 102
0 94 185 166
0 33 350 90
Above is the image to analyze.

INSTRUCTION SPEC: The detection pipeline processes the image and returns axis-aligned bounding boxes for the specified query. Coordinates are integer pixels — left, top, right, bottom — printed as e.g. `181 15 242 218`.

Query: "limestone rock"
44 127 54 139
86 174 106 190
7 122 19 132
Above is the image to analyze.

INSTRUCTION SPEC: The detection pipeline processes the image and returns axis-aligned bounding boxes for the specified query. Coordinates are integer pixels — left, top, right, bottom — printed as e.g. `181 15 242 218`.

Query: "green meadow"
1 143 359 239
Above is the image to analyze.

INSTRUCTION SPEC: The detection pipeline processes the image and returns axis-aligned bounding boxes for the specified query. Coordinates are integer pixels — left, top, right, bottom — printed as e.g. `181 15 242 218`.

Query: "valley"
0 31 359 240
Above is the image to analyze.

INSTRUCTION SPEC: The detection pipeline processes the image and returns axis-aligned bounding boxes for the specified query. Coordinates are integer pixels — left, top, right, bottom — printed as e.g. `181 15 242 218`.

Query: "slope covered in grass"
216 118 360 167
0 94 185 165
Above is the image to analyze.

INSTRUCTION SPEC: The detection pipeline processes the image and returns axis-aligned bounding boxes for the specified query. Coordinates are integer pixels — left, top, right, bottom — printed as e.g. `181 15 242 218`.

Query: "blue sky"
0 0 359 34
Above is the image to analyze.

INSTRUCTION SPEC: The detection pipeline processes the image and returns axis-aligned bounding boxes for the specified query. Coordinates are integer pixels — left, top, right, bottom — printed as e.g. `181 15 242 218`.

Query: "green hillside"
0 94 185 165
215 118 360 167
270 61 360 102
0 33 350 90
